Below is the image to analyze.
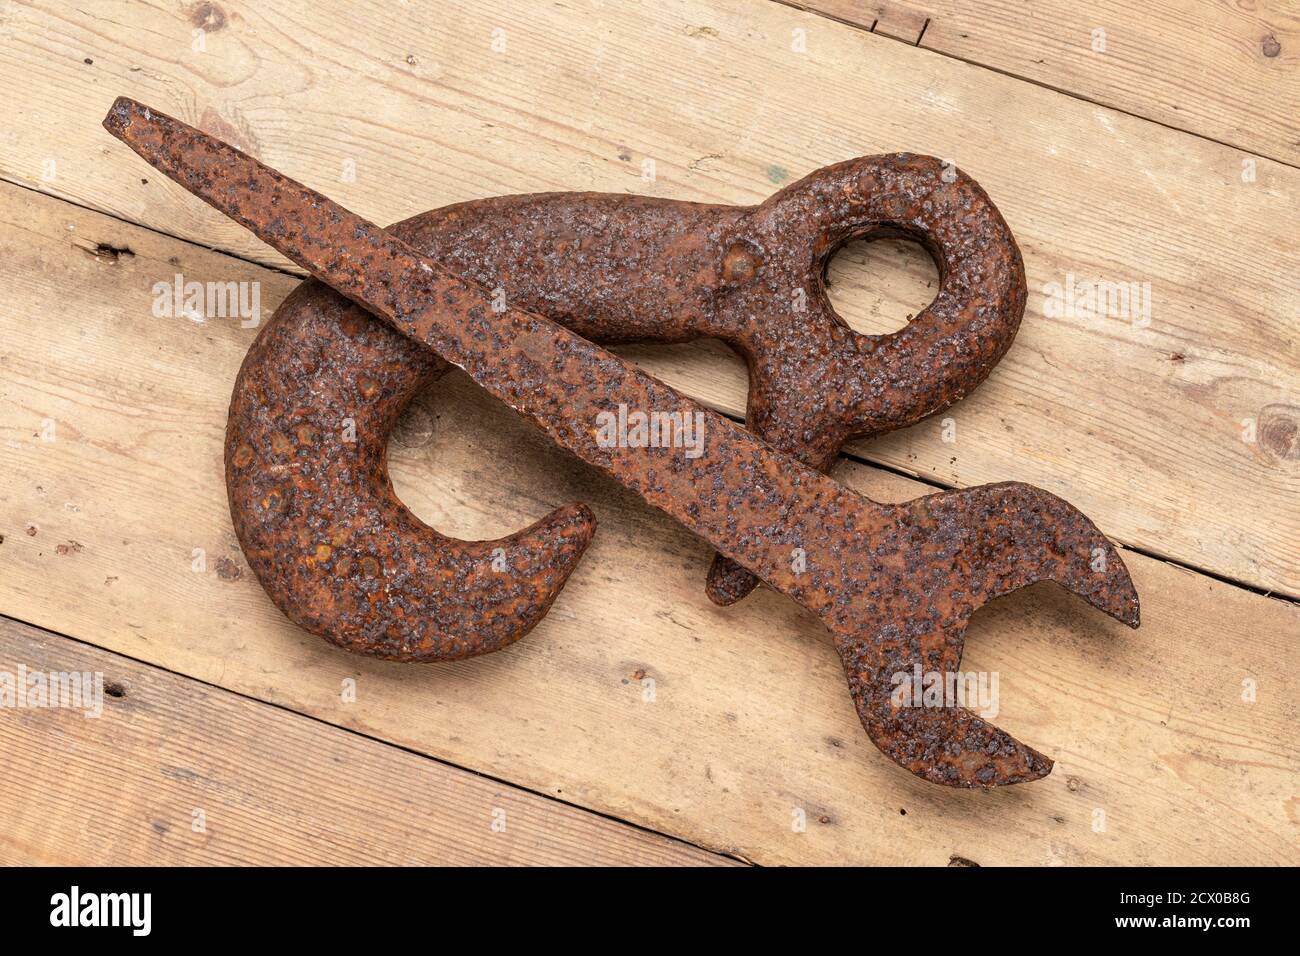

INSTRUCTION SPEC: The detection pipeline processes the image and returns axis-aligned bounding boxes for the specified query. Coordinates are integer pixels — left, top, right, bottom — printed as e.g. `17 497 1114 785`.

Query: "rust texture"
361 180 1027 609
227 164 1025 653
104 97 1139 787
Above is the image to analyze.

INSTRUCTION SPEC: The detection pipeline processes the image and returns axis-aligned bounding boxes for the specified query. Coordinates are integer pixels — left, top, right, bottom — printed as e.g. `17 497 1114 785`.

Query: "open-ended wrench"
105 97 1139 787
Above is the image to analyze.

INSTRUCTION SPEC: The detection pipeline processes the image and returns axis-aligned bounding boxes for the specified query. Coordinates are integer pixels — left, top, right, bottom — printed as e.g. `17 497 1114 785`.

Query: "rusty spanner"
104 97 1139 787
227 160 1025 658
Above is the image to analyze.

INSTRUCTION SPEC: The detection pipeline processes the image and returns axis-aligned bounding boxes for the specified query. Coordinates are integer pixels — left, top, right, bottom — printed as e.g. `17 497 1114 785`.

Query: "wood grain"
0 615 736 865
787 0 1300 166
2 0 1297 598
1 181 1295 865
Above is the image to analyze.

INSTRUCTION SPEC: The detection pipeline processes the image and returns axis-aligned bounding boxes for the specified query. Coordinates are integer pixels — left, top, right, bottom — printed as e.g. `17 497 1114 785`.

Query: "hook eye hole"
821 231 941 336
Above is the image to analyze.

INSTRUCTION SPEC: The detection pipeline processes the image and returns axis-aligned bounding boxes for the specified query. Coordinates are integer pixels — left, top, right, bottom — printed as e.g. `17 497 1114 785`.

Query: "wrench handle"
102 97 891 616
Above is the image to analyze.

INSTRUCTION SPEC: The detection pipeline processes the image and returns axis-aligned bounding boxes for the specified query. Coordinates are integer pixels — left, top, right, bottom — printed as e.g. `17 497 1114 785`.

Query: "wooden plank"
1 182 1295 865
786 0 930 43
0 616 736 866
2 1 1297 598
787 0 1300 166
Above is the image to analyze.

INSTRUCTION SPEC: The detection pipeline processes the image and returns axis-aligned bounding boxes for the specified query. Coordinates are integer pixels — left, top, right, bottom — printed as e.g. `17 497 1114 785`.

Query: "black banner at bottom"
0 865 1284 940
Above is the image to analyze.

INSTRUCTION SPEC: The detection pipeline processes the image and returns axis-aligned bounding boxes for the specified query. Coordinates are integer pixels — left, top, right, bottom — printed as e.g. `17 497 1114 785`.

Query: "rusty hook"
226 158 1024 658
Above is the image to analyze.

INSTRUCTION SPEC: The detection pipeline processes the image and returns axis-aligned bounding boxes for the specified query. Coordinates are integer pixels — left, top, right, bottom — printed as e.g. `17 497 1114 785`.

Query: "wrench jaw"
826 481 1139 787
836 631 1055 788
830 603 1056 787
933 482 1142 630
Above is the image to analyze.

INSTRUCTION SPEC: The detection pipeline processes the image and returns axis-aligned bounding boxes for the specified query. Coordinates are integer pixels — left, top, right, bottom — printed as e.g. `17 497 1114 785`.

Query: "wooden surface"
789 0 1300 165
0 0 1296 865
0 616 736 866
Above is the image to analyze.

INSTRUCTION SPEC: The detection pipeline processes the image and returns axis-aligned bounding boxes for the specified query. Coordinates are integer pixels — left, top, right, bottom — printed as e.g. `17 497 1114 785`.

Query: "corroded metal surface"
367 180 1027 608
226 285 595 660
104 97 1139 787
229 162 1026 653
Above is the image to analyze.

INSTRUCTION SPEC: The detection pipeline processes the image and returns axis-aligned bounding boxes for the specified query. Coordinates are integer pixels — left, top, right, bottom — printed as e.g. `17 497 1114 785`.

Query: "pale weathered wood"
0 615 737 865
1 182 1295 865
788 0 1300 165
783 0 930 43
2 0 1297 598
